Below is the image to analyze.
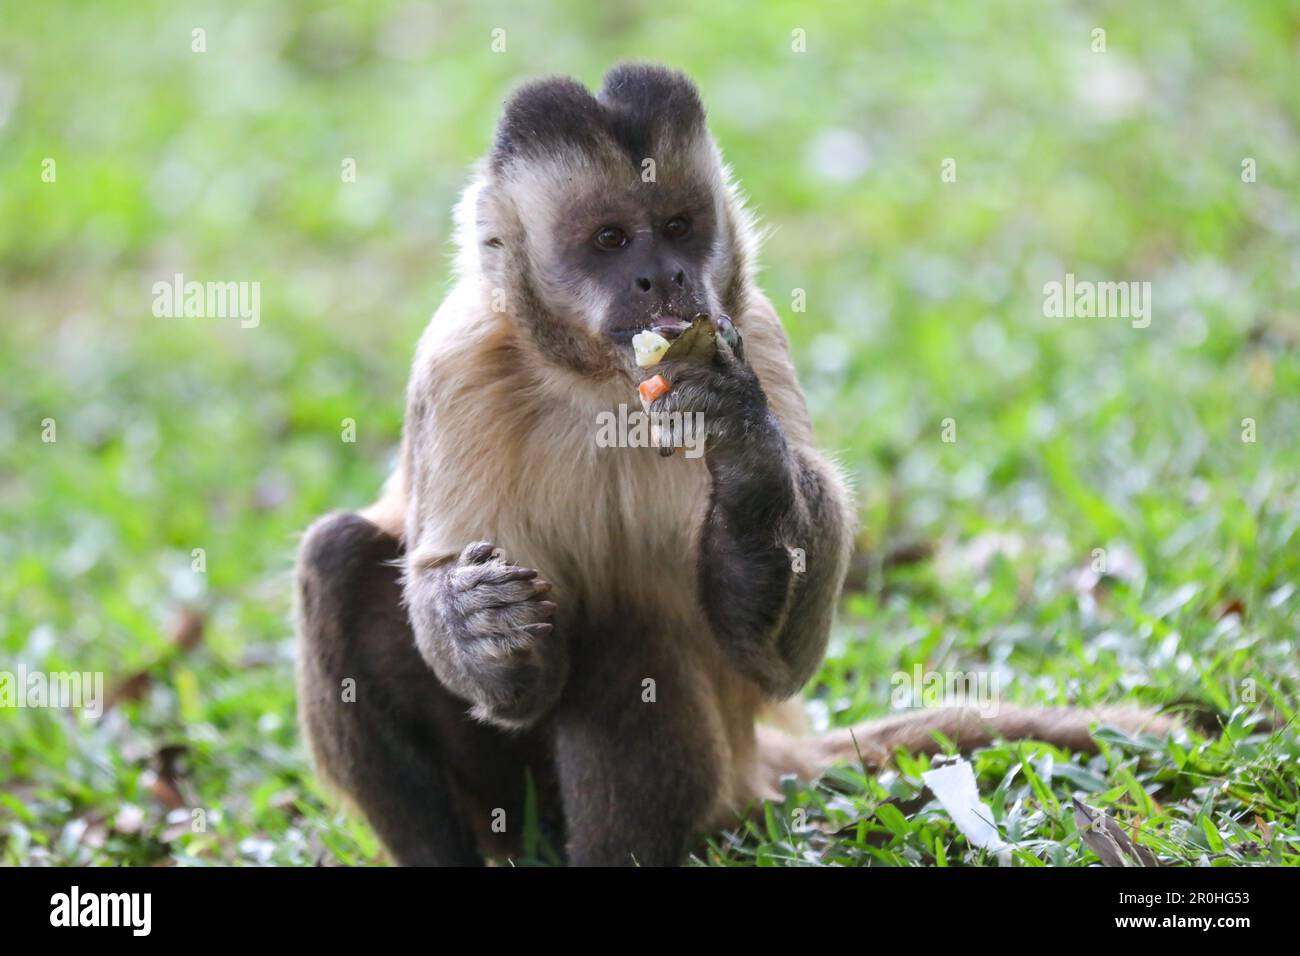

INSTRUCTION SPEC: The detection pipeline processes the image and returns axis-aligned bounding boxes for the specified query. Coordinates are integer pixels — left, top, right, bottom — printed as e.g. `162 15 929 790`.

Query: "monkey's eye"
593 226 629 250
664 216 691 240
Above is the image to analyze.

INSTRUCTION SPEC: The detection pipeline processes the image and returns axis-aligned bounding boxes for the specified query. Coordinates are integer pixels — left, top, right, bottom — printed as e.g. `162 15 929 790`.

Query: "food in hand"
659 314 717 364
638 373 670 405
632 330 672 368
632 316 717 457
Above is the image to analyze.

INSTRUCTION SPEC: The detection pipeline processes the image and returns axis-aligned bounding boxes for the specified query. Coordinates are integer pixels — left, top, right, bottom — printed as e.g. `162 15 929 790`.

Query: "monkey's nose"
635 268 690 295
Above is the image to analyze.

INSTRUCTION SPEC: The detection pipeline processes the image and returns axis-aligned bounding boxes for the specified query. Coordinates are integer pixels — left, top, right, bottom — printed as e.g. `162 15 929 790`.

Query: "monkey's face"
550 177 720 346
480 64 740 375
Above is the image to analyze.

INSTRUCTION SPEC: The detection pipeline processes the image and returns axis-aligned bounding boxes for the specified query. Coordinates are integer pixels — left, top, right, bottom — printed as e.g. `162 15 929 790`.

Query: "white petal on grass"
921 759 1010 855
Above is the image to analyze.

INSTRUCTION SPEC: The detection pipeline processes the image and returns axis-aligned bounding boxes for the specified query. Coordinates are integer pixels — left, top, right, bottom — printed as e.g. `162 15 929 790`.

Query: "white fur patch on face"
503 154 616 326
584 282 618 333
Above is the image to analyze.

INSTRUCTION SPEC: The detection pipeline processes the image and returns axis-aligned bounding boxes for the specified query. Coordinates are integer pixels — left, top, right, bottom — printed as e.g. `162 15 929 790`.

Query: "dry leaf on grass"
1072 797 1157 867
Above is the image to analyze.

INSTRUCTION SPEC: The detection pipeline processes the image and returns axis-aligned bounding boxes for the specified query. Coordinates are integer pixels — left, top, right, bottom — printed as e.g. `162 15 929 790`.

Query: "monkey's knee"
296 511 399 628
295 510 398 755
295 511 401 780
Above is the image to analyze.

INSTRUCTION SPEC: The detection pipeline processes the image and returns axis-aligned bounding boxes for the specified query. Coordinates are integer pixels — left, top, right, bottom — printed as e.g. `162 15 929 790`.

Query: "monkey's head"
466 63 755 379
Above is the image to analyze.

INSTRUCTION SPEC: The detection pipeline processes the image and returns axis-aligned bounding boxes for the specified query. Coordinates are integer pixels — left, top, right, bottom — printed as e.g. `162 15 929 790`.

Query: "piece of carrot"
638 373 670 404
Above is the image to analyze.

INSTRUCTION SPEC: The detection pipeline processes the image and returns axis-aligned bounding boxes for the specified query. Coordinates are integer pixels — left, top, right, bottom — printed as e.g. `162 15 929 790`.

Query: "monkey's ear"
489 76 604 173
468 176 516 286
451 173 516 285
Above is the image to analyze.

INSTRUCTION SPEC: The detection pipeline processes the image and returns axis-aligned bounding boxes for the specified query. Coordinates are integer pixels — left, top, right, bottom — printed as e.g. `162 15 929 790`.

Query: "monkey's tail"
746 705 1178 802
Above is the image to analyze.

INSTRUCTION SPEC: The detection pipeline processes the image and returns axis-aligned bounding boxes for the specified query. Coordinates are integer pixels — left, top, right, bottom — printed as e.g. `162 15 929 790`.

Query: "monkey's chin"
609 351 649 385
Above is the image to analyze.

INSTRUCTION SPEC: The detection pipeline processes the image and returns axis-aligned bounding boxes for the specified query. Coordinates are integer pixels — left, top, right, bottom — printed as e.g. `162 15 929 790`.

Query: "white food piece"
632 329 671 368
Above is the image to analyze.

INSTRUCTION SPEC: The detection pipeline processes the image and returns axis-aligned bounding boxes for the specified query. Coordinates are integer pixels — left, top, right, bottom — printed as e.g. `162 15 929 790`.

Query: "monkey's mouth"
606 313 703 343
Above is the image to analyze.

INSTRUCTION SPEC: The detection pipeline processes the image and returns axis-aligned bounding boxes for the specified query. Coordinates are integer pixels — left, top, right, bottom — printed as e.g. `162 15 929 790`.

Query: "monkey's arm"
699 416 851 698
400 338 568 730
655 316 853 699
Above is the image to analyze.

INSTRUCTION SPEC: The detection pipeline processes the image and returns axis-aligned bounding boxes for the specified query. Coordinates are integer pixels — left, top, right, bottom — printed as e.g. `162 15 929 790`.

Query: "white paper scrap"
921 758 1010 854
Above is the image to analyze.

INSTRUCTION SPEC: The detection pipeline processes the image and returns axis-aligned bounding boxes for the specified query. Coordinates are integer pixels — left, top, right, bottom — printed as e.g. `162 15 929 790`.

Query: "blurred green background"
1 1 1297 866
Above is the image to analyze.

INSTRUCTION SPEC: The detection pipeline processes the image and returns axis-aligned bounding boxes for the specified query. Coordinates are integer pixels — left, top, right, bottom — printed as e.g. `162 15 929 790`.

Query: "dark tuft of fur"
489 62 706 173
596 62 706 160
489 76 606 172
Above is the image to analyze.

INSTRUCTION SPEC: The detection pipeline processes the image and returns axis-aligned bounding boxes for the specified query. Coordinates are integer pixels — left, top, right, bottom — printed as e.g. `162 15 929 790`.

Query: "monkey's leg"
551 635 724 866
296 512 503 866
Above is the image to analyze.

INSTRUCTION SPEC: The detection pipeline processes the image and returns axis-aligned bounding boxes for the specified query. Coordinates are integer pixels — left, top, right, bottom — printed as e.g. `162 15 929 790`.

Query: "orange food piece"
638 374 670 404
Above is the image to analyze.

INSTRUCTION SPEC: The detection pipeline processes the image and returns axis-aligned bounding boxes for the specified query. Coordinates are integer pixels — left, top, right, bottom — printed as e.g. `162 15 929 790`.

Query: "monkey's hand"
406 541 567 730
648 316 780 456
651 318 849 699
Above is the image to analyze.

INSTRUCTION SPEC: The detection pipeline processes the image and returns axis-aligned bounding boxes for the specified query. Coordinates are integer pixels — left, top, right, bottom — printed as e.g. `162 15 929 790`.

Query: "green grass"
1 0 1297 866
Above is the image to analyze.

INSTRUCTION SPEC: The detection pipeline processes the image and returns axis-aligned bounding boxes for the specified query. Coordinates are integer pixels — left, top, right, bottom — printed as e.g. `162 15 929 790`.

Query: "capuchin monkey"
295 63 1175 866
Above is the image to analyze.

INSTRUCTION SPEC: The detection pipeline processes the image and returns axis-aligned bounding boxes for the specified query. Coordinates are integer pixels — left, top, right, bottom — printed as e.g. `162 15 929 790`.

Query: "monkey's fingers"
478 564 540 586
492 597 557 627
457 566 550 602
645 390 676 454
713 314 744 364
462 594 557 641
459 541 499 565
660 409 685 456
